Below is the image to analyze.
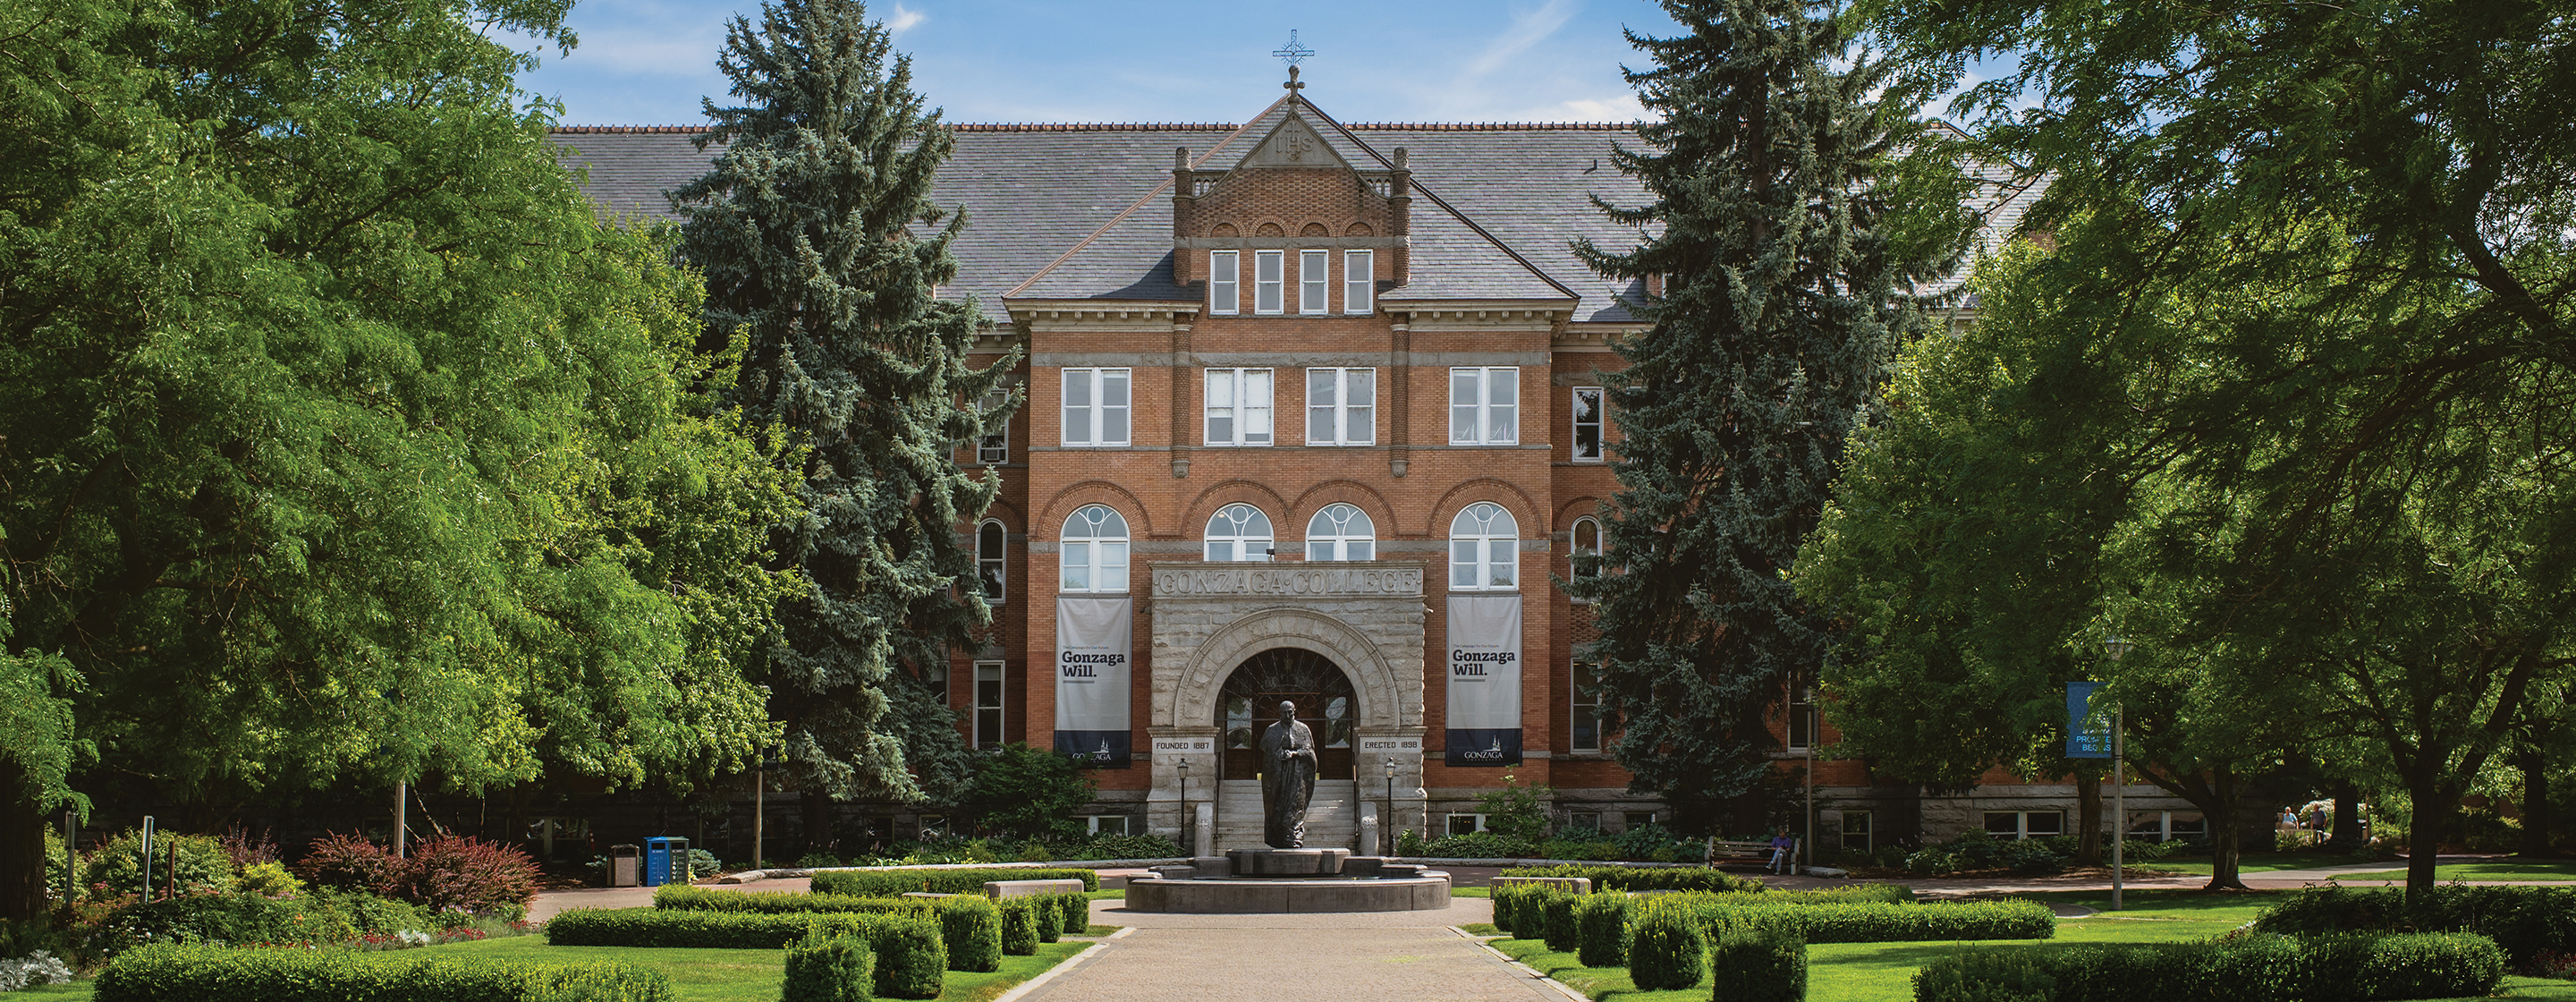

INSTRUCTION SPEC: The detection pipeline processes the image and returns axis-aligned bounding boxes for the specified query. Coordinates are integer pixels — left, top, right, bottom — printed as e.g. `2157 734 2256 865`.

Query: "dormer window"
1300 250 1329 314
1254 250 1284 314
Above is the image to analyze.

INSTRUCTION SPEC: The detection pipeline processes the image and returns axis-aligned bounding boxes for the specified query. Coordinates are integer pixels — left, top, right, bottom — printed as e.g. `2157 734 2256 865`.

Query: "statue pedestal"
1226 847 1350 876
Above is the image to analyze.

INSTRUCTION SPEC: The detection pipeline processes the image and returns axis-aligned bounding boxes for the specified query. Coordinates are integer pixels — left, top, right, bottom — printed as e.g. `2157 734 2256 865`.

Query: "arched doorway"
1216 647 1356 781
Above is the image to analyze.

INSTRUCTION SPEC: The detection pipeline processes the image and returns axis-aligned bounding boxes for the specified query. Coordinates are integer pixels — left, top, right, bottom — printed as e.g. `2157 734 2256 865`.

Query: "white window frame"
1204 504 1275 562
1343 250 1374 315
1083 815 1132 836
1445 813 1489 836
972 661 1004 751
1570 659 1604 753
1571 386 1605 463
1305 504 1376 561
1059 505 1130 593
977 388 1011 464
1984 811 2065 841
1449 367 1520 445
977 520 1006 605
1839 810 1873 853
1304 367 1376 446
1254 250 1284 314
1448 501 1520 591
1299 249 1329 314
1208 250 1240 315
1203 368 1274 446
1061 368 1131 447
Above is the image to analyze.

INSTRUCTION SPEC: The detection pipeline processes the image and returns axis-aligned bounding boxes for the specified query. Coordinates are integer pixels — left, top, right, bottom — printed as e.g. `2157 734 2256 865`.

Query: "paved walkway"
1010 896 1564 1002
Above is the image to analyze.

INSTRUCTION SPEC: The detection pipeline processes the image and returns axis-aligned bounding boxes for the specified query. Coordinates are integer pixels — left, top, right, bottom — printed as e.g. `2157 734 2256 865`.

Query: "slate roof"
551 98 2038 325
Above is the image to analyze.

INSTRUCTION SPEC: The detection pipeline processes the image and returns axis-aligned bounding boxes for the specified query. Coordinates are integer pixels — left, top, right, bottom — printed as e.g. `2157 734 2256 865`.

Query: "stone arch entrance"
1216 647 1358 780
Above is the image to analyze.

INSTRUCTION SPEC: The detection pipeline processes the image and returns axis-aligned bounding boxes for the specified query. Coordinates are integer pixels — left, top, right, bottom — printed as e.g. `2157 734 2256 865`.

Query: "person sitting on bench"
1767 826 1795 875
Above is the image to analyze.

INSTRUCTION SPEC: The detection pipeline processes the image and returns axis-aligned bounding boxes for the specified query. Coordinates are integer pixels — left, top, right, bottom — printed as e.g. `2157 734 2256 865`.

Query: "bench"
1707 837 1798 870
985 878 1089 899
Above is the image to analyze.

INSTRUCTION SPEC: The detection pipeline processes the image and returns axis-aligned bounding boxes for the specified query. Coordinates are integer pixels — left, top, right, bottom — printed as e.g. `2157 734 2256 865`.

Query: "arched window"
1571 517 1601 577
1449 502 1520 590
977 521 1006 604
1306 504 1376 561
1060 505 1129 592
1204 504 1274 562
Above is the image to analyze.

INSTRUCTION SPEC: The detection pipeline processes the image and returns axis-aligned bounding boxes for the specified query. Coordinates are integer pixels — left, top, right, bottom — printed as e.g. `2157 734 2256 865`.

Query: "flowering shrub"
294 833 408 896
0 951 74 991
401 836 538 917
79 830 235 899
2531 949 2576 980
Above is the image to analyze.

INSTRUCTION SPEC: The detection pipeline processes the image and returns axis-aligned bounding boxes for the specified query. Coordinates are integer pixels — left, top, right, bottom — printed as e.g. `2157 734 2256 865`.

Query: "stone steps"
1215 779 1360 852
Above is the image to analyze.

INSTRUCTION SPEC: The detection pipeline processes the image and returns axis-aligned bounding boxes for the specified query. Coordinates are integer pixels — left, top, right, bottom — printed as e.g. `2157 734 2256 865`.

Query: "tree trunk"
2522 732 2554 857
2074 770 2103 866
2327 778 2364 851
2404 768 2455 901
1 768 49 921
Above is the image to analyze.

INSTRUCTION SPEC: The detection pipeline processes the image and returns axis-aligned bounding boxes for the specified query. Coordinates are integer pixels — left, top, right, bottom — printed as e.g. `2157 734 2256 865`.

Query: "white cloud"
1463 0 1580 79
1555 94 1646 122
886 4 925 34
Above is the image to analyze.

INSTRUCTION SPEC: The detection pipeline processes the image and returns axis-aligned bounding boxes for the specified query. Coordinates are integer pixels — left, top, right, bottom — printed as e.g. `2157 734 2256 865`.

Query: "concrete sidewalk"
1008 896 1562 1002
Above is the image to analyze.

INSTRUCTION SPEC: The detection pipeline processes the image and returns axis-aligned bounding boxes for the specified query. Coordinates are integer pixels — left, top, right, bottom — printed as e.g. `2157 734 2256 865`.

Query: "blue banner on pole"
2066 682 2112 758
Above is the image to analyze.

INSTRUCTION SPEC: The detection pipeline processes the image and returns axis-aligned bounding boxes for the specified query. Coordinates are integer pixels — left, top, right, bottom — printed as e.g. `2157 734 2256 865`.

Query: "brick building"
555 74 2200 859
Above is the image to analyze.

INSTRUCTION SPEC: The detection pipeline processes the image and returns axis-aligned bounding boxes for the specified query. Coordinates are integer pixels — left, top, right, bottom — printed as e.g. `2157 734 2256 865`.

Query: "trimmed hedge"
544 909 945 998
1543 892 1580 954
933 896 1004 972
2251 885 2576 968
1628 897 1707 990
95 943 672 1002
1711 924 1806 1002
809 867 1099 896
653 885 925 917
1696 899 2055 945
1574 893 1630 967
1913 932 2506 1002
1055 892 1089 935
1497 864 1762 894
1031 896 1063 944
998 899 1039 956
782 929 873 1002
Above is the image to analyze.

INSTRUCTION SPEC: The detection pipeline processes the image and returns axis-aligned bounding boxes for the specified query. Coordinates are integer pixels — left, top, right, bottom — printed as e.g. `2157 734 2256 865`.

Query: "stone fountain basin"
1123 872 1453 913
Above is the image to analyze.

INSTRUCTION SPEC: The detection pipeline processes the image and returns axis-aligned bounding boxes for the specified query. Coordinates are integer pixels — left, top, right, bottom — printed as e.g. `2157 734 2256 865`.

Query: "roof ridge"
1343 122 1639 131
1293 103 1582 302
549 122 1640 135
1002 93 1298 300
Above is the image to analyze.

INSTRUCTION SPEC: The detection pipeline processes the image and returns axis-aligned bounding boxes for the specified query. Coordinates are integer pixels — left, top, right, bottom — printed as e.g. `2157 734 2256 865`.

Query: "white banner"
1054 596 1133 768
1445 594 1523 766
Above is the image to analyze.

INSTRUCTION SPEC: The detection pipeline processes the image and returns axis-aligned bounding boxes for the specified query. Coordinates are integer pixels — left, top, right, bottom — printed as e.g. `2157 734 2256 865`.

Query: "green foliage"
930 896 1002 972
1710 923 1807 1002
1566 0 1976 832
1692 897 2055 944
1415 831 1538 860
541 907 943 996
1476 772 1557 844
79 830 233 899
996 898 1038 956
1911 932 2505 1002
807 867 1098 896
674 0 1013 807
1497 864 1763 894
2250 885 2576 968
1903 832 2065 877
94 942 674 1002
1625 897 1707 990
782 927 875 1002
1542 891 1580 953
954 745 1095 842
1574 893 1631 967
651 885 924 917
1051 892 1087 936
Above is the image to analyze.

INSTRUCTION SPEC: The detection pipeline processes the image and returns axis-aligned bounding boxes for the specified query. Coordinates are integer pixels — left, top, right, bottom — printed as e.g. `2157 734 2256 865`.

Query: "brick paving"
1008 896 1569 1002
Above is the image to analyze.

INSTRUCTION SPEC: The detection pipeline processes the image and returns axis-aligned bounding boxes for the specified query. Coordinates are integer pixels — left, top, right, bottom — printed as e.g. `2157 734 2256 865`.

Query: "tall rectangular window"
976 522 1005 604
1061 368 1131 446
1448 367 1520 445
1572 386 1604 462
1299 249 1329 313
977 389 1010 464
1571 660 1605 752
1343 250 1374 315
1208 250 1239 315
1254 250 1284 314
1839 811 1873 852
1204 368 1274 446
973 661 1004 751
1304 368 1375 446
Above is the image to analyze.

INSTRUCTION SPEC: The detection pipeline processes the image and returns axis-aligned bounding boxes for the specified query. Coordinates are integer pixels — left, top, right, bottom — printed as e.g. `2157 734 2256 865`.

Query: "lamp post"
2103 635 2131 912
1177 758 1191 855
1384 758 1398 855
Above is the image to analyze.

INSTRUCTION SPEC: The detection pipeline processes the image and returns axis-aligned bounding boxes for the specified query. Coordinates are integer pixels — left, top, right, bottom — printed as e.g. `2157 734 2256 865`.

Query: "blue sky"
513 0 1688 125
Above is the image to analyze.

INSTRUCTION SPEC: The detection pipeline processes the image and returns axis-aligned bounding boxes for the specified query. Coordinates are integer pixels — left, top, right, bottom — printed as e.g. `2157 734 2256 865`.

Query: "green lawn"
1483 890 2576 1002
2334 862 2576 882
18 936 1097 1002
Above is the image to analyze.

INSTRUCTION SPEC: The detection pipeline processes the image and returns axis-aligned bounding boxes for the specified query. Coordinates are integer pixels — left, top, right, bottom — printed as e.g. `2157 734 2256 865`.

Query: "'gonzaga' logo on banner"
1054 597 1133 768
1445 595 1523 767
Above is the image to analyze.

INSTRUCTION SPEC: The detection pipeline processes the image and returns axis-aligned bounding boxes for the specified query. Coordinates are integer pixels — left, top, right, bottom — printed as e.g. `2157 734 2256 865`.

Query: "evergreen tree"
674 0 1014 825
1569 0 1970 834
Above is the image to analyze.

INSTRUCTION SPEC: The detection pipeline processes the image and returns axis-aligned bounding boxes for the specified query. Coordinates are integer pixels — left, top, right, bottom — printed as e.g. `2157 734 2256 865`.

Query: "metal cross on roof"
1273 30 1315 67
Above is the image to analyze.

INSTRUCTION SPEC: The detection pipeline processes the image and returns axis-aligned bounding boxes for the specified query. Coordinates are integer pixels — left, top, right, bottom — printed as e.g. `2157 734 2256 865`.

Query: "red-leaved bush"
294 833 408 896
402 836 538 914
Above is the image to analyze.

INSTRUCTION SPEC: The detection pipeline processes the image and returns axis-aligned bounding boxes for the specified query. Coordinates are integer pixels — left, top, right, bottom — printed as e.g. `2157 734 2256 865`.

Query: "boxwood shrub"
1496 864 1761 894
1052 892 1089 935
1543 892 1580 954
997 898 1039 956
95 943 672 1002
653 886 925 917
781 928 872 1002
544 908 945 998
1710 924 1806 1002
1696 898 2055 944
2250 885 2576 968
1912 932 2505 1002
1574 893 1631 968
1626 897 1707 991
808 867 1098 896
932 896 1004 972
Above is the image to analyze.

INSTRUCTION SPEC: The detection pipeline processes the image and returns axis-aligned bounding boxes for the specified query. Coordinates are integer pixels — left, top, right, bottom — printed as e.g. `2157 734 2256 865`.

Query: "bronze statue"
1257 700 1318 848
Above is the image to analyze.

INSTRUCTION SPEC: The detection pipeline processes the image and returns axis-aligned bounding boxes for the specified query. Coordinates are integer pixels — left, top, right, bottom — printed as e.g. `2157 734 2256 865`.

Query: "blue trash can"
643 836 690 887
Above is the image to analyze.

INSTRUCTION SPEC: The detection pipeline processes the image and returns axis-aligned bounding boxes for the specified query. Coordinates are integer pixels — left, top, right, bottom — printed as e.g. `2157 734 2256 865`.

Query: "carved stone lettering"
1152 564 1424 598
